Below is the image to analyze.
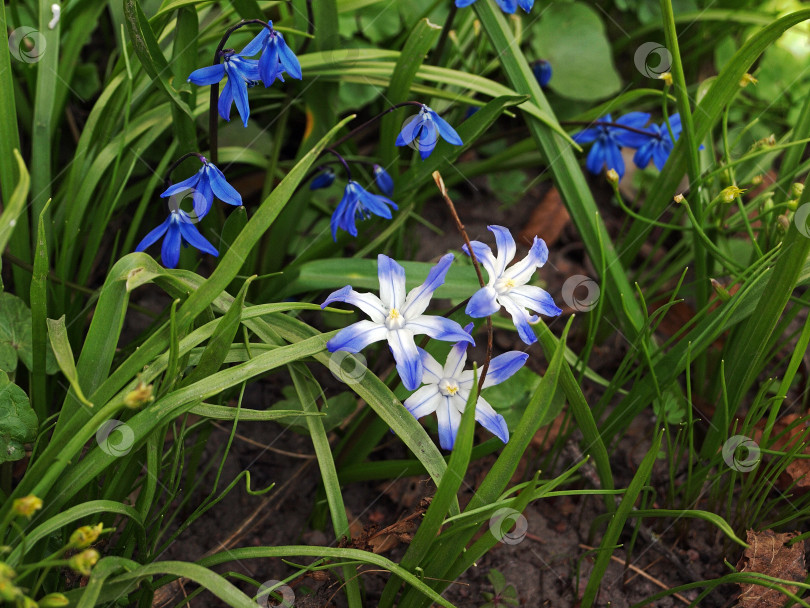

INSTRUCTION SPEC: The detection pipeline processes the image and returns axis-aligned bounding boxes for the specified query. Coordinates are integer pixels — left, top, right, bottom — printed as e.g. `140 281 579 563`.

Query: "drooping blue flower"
331 181 398 241
455 0 534 13
373 164 394 197
255 21 302 84
573 112 651 179
160 156 242 221
322 254 474 391
532 59 552 88
310 168 336 190
464 225 562 345
396 105 463 160
630 113 683 171
187 30 285 127
135 209 218 269
404 323 526 450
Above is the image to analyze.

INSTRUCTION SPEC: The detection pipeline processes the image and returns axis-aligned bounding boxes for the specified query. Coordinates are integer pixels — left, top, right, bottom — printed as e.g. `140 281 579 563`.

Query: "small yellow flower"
720 185 746 203
606 168 619 184
791 182 804 199
673 194 685 203
739 73 758 87
12 496 42 519
69 523 103 549
123 381 153 409
751 174 763 186
659 72 673 87
68 549 99 576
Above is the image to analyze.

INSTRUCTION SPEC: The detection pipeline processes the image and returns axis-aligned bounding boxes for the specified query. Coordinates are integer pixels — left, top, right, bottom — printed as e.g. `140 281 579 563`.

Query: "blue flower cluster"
322 225 561 450
574 113 684 180
188 23 301 127
456 0 535 14
312 104 463 241
135 156 242 268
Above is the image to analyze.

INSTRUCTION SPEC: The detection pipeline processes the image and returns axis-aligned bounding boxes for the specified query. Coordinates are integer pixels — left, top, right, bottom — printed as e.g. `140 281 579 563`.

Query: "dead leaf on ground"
519 186 570 247
750 413 810 492
736 529 806 607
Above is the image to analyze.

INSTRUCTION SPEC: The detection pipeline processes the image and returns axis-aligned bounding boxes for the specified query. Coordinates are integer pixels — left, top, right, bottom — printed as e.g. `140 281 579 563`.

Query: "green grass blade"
30 199 50 419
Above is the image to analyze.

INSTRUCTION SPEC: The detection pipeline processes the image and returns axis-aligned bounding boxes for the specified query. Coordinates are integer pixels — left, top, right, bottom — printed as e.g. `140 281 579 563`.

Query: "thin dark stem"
330 101 424 149
208 19 275 163
299 0 315 55
561 120 656 138
431 4 457 67
324 149 353 180
163 152 206 188
433 171 492 393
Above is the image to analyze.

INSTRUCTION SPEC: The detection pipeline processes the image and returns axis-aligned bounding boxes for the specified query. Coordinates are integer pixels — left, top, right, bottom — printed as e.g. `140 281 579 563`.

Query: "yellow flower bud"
12 496 42 519
606 168 619 184
787 199 798 211
38 593 70 607
69 523 103 549
791 182 804 199
124 381 153 409
673 194 685 203
0 563 15 580
739 73 758 87
0 578 19 602
777 213 790 232
751 174 763 186
659 72 673 87
68 549 99 576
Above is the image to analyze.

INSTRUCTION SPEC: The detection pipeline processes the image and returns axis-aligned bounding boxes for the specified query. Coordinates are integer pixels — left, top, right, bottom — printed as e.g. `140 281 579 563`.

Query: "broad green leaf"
0 372 37 463
533 2 622 101
0 293 56 374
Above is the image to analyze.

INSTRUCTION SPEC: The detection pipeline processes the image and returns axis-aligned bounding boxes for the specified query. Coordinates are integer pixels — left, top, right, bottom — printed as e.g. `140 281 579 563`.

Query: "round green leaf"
0 375 37 463
532 2 622 101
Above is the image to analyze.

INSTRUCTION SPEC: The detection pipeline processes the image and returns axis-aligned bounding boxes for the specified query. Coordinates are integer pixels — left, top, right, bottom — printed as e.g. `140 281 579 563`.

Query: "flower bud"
12 496 42 519
659 72 673 87
739 73 758 87
309 168 336 191
17 596 38 608
123 381 153 409
373 164 395 198
792 182 804 199
606 168 619 184
68 549 99 576
777 213 790 232
0 578 18 602
751 174 763 186
673 194 685 203
38 593 70 607
69 523 103 549
532 59 552 88
710 279 731 302
0 563 16 580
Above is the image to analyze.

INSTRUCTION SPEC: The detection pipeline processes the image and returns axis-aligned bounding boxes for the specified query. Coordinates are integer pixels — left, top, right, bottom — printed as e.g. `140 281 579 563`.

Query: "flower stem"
433 171 492 392
324 148 352 180
560 120 655 138
431 3 458 67
163 152 205 188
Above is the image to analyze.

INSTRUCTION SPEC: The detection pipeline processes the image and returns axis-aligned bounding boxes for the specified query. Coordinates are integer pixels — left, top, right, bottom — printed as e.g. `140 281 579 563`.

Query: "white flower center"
494 277 516 295
385 308 406 330
438 378 460 397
